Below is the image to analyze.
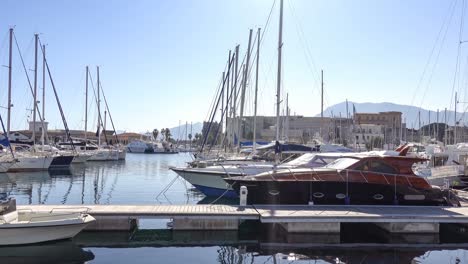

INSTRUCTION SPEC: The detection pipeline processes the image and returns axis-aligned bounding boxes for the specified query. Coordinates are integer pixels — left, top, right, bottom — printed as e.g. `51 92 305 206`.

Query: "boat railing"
219 164 233 178
262 167 417 188
17 206 91 214
337 169 414 187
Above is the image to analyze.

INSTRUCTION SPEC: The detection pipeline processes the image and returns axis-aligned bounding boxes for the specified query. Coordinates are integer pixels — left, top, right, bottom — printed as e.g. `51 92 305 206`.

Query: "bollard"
239 186 248 207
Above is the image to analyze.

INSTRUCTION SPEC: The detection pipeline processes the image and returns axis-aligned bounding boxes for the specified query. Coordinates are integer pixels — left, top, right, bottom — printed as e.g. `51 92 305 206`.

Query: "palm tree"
152 129 159 141
160 128 166 141
164 128 171 141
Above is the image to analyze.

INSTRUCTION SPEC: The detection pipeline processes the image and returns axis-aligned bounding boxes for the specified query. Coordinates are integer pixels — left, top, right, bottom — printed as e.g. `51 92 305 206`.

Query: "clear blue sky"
0 0 466 132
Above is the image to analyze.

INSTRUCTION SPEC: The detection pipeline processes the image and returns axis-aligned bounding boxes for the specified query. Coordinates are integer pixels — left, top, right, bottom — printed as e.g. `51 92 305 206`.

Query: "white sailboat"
5 32 52 172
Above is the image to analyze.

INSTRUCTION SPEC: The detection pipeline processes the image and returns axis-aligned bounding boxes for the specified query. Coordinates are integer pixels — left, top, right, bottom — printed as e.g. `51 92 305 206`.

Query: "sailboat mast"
42 45 46 123
33 33 38 146
239 29 253 150
454 92 457 144
7 28 13 136
41 44 46 148
321 69 323 139
85 66 88 147
97 66 101 146
275 0 284 142
253 28 260 153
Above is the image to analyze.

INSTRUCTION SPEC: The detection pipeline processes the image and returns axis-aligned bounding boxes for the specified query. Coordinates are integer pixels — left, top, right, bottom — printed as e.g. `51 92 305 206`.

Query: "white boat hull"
8 156 53 172
127 146 146 153
172 168 240 197
118 149 126 160
88 150 119 161
71 153 92 163
0 161 15 173
0 219 92 245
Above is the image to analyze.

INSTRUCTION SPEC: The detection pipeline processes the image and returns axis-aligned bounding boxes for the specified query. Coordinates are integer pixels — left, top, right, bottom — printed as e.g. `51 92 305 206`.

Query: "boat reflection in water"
0 240 94 264
0 160 127 205
72 222 468 264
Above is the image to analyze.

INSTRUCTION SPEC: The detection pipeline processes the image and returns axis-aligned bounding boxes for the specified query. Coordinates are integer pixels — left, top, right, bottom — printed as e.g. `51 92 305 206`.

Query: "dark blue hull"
193 184 238 199
50 155 74 168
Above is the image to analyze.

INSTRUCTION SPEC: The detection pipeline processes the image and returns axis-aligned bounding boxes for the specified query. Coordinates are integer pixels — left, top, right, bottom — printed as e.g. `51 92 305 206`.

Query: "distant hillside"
318 102 466 129
169 122 203 140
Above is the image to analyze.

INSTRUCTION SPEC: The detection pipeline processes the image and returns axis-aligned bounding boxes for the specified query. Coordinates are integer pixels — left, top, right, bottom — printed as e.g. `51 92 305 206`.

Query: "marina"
2 0 468 263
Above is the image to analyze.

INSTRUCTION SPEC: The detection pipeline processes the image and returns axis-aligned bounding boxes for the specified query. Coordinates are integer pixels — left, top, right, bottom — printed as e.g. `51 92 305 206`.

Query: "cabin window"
368 160 397 174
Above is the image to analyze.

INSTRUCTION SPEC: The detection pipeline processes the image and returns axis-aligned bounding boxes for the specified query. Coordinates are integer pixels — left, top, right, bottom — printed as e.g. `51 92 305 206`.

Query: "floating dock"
17 204 468 234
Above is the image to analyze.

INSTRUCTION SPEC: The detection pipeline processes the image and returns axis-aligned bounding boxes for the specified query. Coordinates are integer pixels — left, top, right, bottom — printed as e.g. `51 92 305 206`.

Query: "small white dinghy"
0 198 95 246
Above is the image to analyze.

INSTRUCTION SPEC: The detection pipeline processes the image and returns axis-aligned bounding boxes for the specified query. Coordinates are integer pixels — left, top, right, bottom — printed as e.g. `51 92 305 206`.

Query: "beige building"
354 111 404 144
229 115 353 145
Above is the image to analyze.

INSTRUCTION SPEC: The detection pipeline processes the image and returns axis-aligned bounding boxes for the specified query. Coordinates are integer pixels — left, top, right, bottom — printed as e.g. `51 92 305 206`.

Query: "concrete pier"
85 216 139 231
172 218 240 230
17 204 468 233
280 222 340 233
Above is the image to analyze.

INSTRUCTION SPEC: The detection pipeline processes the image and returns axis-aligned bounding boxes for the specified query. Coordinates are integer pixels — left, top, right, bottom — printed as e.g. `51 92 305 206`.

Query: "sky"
0 0 467 133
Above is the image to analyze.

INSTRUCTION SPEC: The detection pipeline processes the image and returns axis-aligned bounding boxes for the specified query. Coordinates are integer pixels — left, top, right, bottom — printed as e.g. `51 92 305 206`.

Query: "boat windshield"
324 158 360 169
283 153 316 166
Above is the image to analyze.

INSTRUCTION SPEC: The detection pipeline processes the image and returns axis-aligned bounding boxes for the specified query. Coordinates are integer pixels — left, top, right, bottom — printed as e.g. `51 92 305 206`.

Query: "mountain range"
318 101 466 129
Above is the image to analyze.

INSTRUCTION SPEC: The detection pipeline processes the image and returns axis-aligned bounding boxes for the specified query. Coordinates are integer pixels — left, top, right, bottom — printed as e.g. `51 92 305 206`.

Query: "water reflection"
0 240 94 264
0 153 196 205
73 228 468 264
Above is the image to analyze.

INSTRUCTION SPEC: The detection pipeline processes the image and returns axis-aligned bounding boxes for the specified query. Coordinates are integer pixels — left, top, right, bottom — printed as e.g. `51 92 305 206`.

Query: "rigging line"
12 33 47 129
211 1 275 126
418 0 459 111
449 0 467 121
405 0 457 121
39 37 76 152
87 69 109 144
98 80 120 144
457 55 468 122
231 0 277 89
287 0 321 88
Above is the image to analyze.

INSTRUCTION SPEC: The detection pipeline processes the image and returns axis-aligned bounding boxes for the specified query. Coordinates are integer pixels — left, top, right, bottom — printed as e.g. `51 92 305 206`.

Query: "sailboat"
87 66 119 161
6 31 53 172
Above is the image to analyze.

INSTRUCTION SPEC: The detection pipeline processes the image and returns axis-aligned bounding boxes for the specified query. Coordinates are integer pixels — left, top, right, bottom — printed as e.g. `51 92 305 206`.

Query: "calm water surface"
1 153 468 264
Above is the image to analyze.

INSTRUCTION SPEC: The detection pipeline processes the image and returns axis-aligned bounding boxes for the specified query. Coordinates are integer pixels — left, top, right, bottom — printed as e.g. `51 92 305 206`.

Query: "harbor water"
1 153 468 263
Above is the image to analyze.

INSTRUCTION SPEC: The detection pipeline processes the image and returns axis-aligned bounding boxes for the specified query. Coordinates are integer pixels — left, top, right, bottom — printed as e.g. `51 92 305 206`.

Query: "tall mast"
41 44 46 148
444 108 447 145
221 72 225 128
97 66 101 146
33 34 38 146
239 30 253 150
42 45 46 123
185 121 188 149
275 0 284 141
7 28 13 136
321 70 324 139
253 28 260 153
85 66 88 147
286 93 289 141
418 110 421 144
226 51 231 148
454 92 457 144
